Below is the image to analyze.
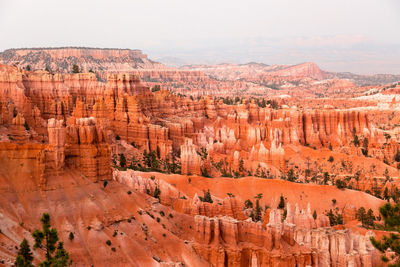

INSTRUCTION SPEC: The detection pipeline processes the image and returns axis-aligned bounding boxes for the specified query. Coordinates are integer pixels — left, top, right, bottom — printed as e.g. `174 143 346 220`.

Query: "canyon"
0 48 399 266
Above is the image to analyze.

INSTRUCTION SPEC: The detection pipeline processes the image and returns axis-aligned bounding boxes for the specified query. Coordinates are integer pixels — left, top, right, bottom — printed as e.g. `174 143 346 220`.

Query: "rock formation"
192 206 376 267
0 60 396 266
46 118 66 174
0 47 166 74
112 170 380 266
65 117 111 182
180 138 202 175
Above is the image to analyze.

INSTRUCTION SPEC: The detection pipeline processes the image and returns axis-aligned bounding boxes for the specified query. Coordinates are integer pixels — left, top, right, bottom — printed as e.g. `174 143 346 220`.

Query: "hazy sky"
0 0 399 74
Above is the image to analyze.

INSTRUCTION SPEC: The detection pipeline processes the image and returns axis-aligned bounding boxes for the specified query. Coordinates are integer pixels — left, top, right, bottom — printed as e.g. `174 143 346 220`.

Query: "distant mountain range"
328 72 400 86
1 47 399 86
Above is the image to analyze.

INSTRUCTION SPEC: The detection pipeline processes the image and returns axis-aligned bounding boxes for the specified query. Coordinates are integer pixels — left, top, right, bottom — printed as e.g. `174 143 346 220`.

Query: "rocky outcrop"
10 113 30 144
112 169 182 206
46 118 66 174
65 117 111 182
194 207 376 267
285 202 330 229
192 215 310 267
113 170 247 219
180 138 202 175
113 170 378 267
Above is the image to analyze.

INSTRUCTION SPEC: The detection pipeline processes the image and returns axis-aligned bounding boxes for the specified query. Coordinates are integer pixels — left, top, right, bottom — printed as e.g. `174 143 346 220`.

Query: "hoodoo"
0 58 398 266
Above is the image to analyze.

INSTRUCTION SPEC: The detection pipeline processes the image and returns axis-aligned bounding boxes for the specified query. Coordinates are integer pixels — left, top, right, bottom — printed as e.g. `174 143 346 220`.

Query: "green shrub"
278 195 285 209
199 189 213 203
72 64 80 73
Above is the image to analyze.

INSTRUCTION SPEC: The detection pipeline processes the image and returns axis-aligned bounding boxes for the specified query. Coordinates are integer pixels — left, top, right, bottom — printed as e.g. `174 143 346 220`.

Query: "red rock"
0 61 394 266
180 138 202 175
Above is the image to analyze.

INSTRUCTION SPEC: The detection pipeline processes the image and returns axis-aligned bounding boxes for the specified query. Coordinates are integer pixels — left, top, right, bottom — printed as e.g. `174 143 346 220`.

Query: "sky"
0 0 399 74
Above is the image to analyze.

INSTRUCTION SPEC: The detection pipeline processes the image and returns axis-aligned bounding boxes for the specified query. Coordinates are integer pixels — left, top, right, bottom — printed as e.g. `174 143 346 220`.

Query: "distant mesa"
0 47 168 74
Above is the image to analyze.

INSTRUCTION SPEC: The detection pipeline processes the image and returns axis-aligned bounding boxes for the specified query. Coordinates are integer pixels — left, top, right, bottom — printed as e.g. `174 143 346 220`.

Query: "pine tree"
395 150 400 162
199 189 213 203
384 187 390 201
253 194 263 221
244 199 253 209
24 121 30 131
287 169 296 182
72 64 80 73
239 159 245 173
249 210 255 221
153 184 161 200
68 232 74 241
323 172 330 185
378 203 400 230
370 203 400 264
313 210 317 220
52 242 71 267
392 187 400 203
32 213 72 266
15 238 33 267
156 146 161 159
278 195 285 209
326 209 343 226
365 209 375 228
356 207 367 226
119 154 126 168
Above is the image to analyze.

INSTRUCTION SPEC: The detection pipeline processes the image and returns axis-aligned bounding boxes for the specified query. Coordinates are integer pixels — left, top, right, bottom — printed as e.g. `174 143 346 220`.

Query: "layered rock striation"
0 63 389 184
0 62 393 266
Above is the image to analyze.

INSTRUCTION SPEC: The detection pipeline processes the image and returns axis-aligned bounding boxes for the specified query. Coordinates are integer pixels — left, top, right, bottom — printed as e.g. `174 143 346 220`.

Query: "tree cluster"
122 150 181 174
15 213 71 267
151 85 161 92
370 203 400 265
72 64 80 74
325 209 343 226
243 194 264 222
356 207 375 228
198 189 213 203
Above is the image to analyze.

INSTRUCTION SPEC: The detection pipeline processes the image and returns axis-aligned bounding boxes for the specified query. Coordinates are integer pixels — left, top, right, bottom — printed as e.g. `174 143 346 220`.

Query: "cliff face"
180 138 202 175
65 117 111 182
0 63 392 185
193 214 376 267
